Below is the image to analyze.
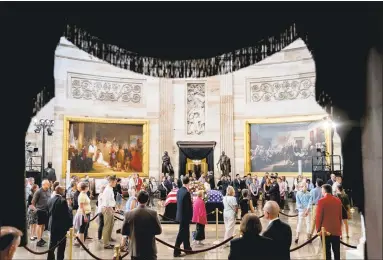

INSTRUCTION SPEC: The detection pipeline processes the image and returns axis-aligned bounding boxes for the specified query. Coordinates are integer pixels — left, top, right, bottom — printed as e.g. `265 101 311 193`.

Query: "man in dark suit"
315 184 342 260
174 176 193 257
47 186 72 260
267 176 281 204
232 174 242 202
229 214 274 260
263 201 292 260
122 191 162 260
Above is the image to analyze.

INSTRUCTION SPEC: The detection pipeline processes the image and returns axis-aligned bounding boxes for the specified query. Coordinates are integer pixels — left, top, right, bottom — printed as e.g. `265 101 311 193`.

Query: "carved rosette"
249 76 315 102
186 83 206 135
71 77 142 103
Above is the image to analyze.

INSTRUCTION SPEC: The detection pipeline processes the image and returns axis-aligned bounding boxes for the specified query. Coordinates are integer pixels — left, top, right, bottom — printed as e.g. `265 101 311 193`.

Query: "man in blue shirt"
309 178 323 237
295 182 312 243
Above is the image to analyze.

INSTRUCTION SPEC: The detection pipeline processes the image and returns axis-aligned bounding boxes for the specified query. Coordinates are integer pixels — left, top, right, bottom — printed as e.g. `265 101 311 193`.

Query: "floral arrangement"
189 180 208 202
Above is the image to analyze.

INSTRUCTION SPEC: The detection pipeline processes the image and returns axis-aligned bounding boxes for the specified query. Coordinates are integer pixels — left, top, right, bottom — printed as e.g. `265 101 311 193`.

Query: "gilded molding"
244 114 329 174
62 116 149 178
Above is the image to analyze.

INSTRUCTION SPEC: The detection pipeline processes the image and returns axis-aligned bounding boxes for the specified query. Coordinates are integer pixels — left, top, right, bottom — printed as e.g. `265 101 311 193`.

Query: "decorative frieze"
249 76 315 102
186 83 206 135
70 76 143 103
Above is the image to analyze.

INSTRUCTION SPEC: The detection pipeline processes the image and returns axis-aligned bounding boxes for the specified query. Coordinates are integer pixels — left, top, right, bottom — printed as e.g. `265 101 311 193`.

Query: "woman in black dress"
336 184 351 238
262 178 271 207
239 189 255 219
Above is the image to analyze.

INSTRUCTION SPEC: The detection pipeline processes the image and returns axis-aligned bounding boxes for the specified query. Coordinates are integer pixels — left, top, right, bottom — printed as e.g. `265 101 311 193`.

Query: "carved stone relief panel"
249 75 315 102
186 83 206 135
69 75 143 103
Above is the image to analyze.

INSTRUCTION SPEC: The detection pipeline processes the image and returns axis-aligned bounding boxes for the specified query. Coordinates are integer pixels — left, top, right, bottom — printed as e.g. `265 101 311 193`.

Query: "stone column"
159 78 174 179
220 73 235 178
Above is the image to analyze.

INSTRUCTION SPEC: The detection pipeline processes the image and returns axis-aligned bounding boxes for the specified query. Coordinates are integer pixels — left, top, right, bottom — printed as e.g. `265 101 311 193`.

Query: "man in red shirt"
315 184 342 260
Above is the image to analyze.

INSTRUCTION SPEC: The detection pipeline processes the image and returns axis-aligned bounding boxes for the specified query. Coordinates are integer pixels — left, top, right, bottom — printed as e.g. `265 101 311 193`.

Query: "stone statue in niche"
186 83 206 135
217 151 231 176
162 151 174 176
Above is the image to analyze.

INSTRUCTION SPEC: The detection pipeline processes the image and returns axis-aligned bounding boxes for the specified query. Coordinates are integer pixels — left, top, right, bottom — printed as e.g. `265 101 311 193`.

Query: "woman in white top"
223 186 238 244
77 182 92 244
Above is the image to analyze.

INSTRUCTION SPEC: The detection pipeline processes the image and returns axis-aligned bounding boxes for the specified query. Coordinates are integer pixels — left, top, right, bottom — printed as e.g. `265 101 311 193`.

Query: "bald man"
31 179 51 247
263 201 292 260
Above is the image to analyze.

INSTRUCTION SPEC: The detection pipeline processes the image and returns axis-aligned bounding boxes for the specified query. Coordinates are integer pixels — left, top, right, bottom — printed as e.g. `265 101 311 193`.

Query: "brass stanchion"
212 208 220 245
114 244 121 260
321 227 326 260
67 227 74 260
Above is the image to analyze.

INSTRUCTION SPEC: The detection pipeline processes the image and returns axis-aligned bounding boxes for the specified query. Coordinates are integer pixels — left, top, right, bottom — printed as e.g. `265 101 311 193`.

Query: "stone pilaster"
220 74 235 177
159 78 174 178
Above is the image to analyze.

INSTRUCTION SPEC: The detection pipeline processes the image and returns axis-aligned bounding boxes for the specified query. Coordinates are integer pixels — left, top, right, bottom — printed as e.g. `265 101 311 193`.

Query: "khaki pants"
311 205 317 235
102 209 115 245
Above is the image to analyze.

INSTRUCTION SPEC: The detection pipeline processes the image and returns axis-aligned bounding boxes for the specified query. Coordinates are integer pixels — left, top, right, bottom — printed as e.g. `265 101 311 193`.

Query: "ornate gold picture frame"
62 116 149 179
244 114 331 177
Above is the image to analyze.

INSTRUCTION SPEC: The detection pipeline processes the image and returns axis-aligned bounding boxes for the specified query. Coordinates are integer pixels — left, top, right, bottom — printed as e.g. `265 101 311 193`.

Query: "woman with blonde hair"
223 186 238 245
192 190 207 245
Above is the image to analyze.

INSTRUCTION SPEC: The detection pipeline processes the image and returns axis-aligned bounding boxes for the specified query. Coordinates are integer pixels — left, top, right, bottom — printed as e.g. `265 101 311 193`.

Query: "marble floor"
14 201 361 259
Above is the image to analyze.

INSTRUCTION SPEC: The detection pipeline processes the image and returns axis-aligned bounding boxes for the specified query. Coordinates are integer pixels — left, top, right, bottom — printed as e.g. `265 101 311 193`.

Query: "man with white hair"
327 173 336 186
263 201 292 260
31 179 51 247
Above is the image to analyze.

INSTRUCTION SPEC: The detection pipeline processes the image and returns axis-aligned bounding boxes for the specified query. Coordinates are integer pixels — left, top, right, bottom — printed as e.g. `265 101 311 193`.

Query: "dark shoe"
30 236 37 241
174 253 186 257
36 240 45 247
104 244 114 249
294 238 299 244
86 236 93 240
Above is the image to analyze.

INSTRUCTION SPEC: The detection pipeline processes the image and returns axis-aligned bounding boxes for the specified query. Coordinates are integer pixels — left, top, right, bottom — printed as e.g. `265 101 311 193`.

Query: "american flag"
207 190 223 203
164 188 178 206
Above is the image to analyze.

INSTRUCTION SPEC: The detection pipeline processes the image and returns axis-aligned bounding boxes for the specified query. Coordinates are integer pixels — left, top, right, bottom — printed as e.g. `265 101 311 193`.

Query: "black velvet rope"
279 211 299 217
23 236 66 255
114 215 124 221
155 236 234 254
340 240 357 249
75 237 109 260
89 214 99 222
289 234 319 252
120 251 130 259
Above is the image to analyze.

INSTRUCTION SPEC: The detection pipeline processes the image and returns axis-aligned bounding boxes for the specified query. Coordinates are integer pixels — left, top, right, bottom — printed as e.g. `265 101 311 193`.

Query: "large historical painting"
250 120 326 173
67 121 143 174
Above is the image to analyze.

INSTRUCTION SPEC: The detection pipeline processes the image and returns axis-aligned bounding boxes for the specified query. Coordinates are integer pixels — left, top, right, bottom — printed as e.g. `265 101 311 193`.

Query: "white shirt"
88 145 96 154
332 182 341 195
128 178 136 190
97 193 103 214
101 185 116 208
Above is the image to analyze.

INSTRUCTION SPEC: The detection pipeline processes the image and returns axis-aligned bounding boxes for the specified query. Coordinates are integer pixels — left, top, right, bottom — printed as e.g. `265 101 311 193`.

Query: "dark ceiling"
4 1 376 60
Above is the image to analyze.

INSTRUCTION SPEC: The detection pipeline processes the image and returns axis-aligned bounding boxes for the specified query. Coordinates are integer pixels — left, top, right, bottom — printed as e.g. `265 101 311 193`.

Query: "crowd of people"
20 169 352 260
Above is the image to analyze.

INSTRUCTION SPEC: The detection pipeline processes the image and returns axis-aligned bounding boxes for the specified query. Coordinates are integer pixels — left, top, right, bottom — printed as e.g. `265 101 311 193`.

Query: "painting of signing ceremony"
67 122 143 173
250 120 326 173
